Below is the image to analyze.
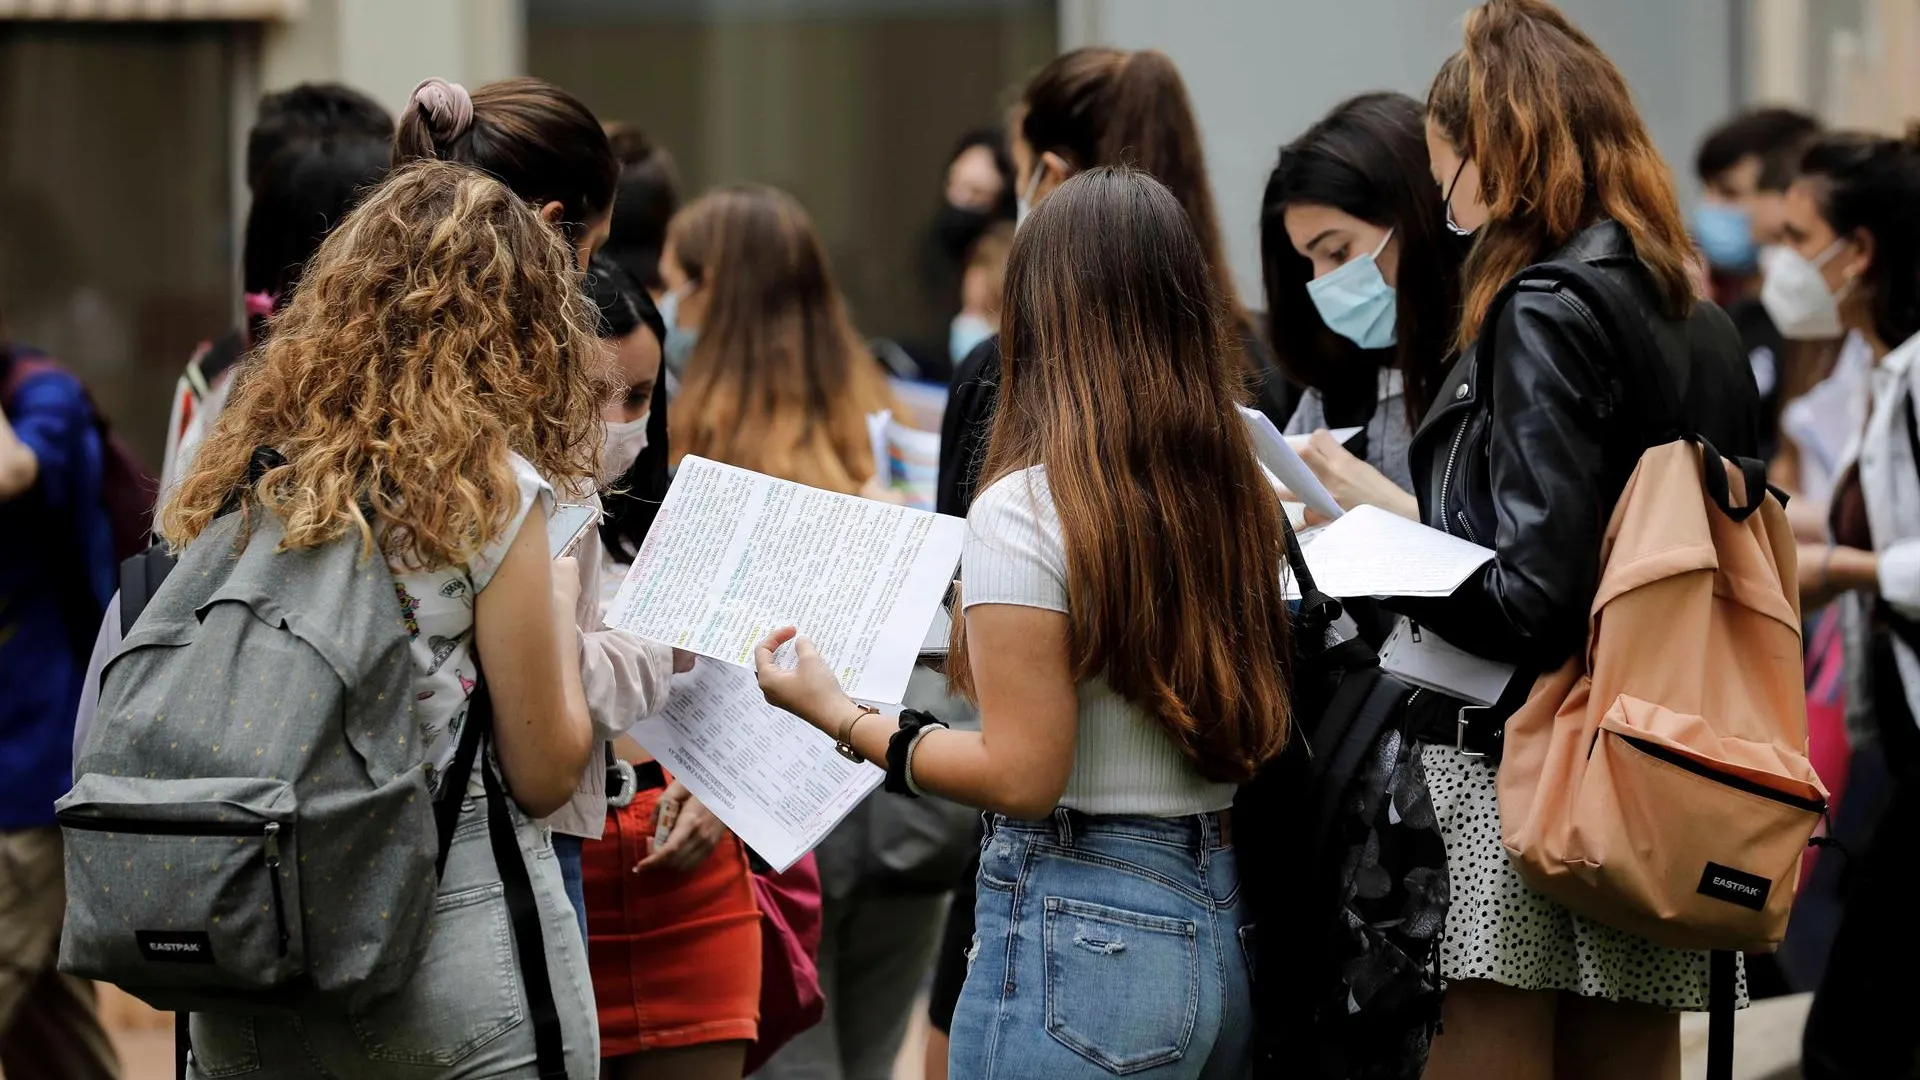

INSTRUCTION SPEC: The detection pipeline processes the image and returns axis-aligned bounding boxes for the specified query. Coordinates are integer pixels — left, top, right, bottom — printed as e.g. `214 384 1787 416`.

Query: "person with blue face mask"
1261 91 1467 522
1691 201 1756 273
653 276 700 385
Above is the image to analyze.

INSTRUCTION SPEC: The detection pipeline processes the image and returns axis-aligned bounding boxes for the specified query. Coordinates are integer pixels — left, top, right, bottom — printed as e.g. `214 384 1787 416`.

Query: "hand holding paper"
1238 406 1343 521
1293 504 1495 598
626 660 881 873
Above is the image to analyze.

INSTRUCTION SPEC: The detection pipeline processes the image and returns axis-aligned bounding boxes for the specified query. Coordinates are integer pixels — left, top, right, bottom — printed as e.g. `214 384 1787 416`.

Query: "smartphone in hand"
547 503 599 560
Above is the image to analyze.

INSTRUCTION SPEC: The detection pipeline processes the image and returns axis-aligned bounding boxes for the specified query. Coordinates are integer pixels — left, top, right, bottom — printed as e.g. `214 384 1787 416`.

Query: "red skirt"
583 787 763 1055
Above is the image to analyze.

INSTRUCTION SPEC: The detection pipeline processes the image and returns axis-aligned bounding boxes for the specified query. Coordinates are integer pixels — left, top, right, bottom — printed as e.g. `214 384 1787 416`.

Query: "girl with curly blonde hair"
164 158 606 1077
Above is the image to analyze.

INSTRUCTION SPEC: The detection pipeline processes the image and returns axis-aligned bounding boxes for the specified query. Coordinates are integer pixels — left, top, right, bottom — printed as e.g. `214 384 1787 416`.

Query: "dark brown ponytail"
1020 49 1247 343
392 76 617 237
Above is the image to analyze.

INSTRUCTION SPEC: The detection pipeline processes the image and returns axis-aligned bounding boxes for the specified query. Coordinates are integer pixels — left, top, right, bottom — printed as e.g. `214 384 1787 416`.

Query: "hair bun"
409 78 473 145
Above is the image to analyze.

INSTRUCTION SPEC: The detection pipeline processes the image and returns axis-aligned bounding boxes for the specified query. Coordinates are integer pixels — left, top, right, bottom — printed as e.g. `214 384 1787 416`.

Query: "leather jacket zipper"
1438 416 1470 538
1454 510 1479 544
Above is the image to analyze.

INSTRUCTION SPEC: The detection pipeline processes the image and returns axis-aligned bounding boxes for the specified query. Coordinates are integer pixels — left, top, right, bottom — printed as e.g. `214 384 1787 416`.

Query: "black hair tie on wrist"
886 709 949 797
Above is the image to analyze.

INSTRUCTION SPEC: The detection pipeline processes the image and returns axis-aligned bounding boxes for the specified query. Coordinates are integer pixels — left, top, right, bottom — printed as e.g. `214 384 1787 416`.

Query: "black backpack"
1237 518 1449 1080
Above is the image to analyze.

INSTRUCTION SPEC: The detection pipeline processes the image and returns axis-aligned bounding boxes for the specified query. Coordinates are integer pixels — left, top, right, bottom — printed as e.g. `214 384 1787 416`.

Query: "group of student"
9 0 1920 1077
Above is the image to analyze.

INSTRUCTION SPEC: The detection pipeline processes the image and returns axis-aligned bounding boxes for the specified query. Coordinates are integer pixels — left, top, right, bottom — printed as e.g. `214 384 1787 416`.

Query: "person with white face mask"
1261 91 1469 525
1760 238 1854 341
580 258 768 1080
1784 126 1920 1080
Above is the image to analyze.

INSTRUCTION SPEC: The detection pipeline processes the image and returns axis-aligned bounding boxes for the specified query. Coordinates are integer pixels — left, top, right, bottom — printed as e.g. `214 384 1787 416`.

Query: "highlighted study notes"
606 456 963 869
607 456 965 704
632 661 882 873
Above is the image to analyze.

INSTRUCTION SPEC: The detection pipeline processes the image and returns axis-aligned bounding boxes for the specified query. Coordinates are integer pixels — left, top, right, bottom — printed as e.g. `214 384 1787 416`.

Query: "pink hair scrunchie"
409 77 474 143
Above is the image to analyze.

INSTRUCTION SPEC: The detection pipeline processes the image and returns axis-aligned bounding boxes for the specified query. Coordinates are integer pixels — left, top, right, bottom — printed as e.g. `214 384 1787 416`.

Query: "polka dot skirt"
1422 746 1746 1011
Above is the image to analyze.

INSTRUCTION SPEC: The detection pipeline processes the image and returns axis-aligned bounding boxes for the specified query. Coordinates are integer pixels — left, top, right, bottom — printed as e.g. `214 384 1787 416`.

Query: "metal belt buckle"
1455 704 1491 759
606 758 638 809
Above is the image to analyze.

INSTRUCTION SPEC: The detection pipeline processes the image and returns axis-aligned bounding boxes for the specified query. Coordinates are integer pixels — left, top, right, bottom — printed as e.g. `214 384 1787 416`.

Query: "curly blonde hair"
163 160 607 571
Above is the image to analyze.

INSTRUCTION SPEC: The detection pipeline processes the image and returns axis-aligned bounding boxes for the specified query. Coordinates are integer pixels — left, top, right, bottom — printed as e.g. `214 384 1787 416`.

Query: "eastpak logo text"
1695 862 1771 912
136 930 217 965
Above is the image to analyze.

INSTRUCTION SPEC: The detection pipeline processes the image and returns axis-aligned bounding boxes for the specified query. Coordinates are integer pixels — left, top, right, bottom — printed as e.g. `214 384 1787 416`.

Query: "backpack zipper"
1613 734 1826 814
58 814 275 837
58 813 292 958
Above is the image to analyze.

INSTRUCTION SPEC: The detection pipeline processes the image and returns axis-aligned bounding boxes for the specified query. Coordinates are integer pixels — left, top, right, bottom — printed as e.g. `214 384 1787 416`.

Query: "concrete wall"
261 0 525 117
1059 0 1737 305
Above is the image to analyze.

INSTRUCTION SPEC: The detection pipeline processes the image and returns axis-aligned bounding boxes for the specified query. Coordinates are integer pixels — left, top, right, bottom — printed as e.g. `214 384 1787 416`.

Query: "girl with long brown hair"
756 167 1290 1080
662 185 892 495
1398 3 1761 1077
658 184 902 1080
163 160 603 1077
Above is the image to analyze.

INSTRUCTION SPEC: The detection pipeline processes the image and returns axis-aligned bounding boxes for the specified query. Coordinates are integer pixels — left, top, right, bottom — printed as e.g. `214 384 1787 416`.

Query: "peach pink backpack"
1497 435 1824 952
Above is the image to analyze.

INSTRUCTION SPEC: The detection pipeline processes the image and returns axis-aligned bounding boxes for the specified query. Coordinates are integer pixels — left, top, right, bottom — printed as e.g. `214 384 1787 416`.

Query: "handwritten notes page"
631 661 882 873
1296 504 1496 598
607 456 965 705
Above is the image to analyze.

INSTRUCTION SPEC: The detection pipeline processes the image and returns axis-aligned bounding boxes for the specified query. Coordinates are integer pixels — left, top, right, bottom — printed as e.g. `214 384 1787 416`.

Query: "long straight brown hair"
1428 0 1694 351
666 185 891 494
952 168 1293 783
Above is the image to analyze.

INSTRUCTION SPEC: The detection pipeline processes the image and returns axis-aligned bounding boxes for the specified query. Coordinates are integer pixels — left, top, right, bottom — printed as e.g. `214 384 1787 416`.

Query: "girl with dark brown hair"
937 46 1291 519
756 167 1289 1080
1401 3 1761 1078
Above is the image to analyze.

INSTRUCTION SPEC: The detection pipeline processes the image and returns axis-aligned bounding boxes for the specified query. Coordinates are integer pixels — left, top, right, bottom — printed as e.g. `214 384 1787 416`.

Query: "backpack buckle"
1456 705 1491 759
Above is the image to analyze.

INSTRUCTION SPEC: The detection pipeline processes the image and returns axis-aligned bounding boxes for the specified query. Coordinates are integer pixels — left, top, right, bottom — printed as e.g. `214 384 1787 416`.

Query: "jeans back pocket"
349 882 521 1066
1042 896 1199 1074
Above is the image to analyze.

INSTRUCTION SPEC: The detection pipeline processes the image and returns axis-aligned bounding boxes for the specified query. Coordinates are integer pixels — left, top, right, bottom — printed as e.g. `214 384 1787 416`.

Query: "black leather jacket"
1394 221 1761 671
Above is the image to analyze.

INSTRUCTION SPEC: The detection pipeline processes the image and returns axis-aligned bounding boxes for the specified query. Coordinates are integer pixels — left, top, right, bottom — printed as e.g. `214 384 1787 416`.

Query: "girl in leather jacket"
1407 4 1762 1079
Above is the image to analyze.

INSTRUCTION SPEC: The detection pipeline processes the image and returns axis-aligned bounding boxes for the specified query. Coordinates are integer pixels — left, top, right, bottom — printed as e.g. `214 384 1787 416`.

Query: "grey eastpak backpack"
57 464 569 1079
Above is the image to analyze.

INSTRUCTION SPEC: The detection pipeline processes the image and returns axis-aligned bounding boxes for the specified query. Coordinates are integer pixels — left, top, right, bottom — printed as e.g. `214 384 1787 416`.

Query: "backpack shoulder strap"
432 676 568 1078
1474 260 1778 524
119 447 285 639
1279 512 1341 635
1469 257 1681 432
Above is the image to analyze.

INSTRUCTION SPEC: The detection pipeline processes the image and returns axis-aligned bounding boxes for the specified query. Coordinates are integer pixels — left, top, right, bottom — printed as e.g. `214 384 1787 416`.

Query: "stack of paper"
867 410 942 512
1284 426 1363 453
1293 504 1495 598
606 456 965 867
608 456 964 703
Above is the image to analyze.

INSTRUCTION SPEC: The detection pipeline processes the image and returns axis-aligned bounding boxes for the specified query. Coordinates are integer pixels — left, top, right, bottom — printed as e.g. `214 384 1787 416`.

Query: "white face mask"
602 412 650 479
1759 239 1850 341
1015 164 1046 231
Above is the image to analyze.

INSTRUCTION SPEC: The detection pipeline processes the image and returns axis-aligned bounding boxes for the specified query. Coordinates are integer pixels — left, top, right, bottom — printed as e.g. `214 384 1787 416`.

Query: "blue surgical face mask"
950 312 995 364
658 286 698 377
1692 202 1757 272
1306 228 1398 350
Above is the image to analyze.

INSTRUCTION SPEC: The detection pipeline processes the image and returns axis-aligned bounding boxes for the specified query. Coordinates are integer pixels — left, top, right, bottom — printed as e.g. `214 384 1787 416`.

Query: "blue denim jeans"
552 833 587 947
948 809 1253 1080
